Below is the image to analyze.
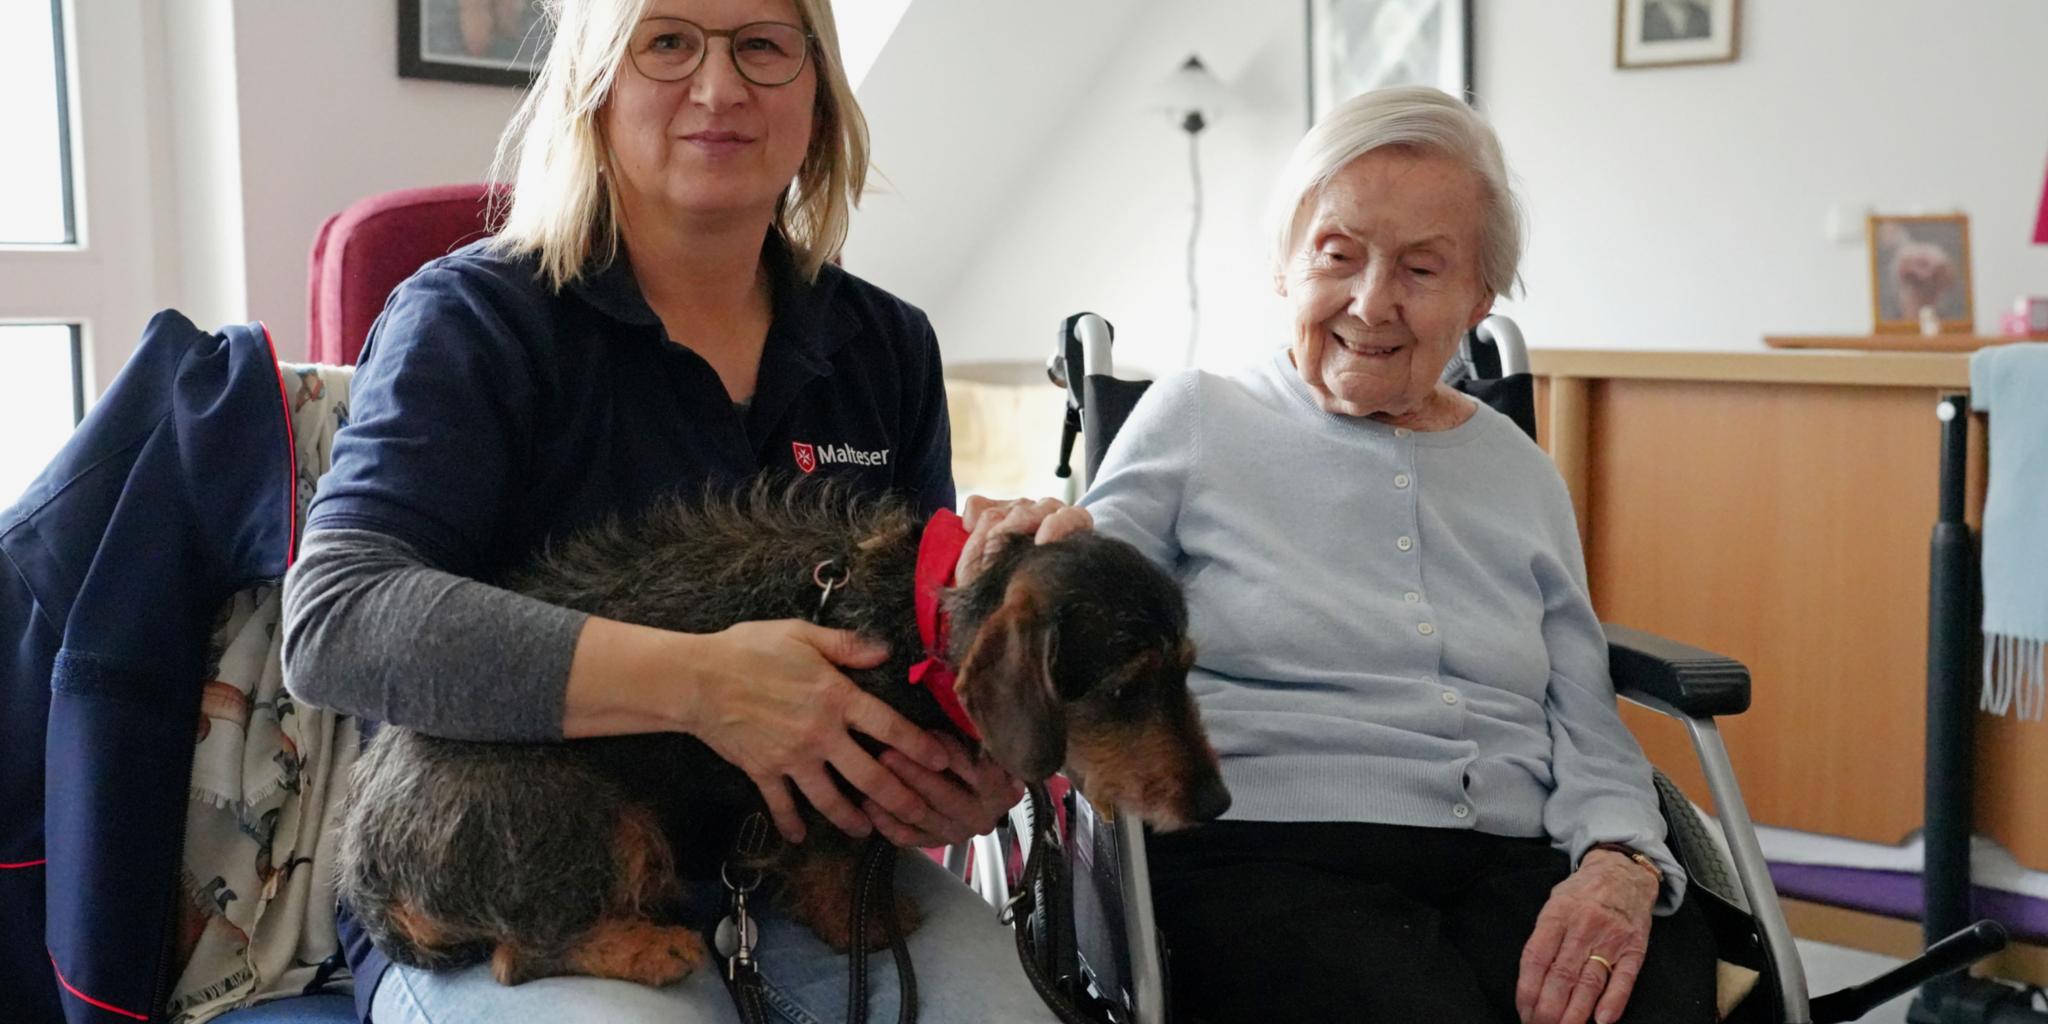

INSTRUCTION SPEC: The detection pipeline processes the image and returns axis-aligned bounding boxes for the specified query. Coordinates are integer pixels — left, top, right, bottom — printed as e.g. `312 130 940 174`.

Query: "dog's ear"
956 578 1065 780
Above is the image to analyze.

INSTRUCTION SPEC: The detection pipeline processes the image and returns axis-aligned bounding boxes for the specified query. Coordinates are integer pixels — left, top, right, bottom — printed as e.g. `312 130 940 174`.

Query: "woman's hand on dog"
866 733 1027 848
680 619 953 844
957 496 1094 584
1513 850 1660 1024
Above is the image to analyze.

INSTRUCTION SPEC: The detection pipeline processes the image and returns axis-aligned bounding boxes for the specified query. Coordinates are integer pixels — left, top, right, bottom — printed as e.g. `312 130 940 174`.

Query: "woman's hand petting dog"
1514 850 1660 1024
957 495 1094 584
680 619 952 844
851 494 1081 848
867 733 1028 849
574 495 1090 849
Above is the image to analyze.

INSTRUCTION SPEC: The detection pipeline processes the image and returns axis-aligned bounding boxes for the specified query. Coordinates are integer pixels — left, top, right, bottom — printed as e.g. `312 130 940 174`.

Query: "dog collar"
911 508 980 740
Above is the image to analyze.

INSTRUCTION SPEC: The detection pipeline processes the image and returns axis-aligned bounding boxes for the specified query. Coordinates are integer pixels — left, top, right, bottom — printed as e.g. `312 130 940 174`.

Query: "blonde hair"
488 0 870 289
1268 86 1523 299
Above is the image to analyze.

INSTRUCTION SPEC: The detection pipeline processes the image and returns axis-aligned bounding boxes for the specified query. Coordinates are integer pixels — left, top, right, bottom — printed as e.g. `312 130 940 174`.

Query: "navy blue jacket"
1 311 295 1023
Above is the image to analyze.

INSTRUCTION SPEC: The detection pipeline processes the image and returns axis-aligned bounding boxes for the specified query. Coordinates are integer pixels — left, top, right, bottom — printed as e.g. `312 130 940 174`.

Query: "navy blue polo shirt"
309 235 955 582
309 236 953 1019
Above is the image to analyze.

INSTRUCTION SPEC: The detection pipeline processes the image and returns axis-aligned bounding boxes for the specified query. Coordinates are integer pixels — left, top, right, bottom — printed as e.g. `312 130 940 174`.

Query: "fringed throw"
1970 344 2048 721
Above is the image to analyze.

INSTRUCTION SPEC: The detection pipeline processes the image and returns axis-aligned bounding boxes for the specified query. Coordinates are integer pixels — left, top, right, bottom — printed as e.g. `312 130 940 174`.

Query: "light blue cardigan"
1082 349 1685 911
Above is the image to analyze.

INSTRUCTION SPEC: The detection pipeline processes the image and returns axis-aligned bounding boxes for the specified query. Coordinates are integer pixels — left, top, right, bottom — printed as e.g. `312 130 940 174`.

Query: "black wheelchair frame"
956 312 2007 1024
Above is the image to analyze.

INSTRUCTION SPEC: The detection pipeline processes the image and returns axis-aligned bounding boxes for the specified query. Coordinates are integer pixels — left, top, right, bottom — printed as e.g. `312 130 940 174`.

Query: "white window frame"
0 0 163 408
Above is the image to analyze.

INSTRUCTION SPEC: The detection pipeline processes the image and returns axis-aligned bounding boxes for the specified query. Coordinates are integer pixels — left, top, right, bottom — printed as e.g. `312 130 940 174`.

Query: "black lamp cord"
1183 119 1204 368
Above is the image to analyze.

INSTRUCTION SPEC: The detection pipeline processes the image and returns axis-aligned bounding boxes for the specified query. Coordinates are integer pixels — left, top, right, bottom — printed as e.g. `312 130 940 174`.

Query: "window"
2 0 159 507
0 0 74 245
0 324 82 505
1 1 81 506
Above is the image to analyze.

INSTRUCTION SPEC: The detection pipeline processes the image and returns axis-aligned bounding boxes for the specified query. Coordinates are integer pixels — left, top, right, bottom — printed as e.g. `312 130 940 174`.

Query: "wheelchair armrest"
1604 623 1752 718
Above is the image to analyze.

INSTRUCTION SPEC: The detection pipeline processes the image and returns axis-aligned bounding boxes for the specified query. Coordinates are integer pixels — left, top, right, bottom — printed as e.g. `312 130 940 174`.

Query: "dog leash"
717 813 773 1024
716 557 918 1024
1003 783 1099 1024
845 833 916 1024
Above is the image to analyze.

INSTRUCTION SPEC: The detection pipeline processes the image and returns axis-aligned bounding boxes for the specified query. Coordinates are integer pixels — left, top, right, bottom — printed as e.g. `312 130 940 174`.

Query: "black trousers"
1147 821 1718 1023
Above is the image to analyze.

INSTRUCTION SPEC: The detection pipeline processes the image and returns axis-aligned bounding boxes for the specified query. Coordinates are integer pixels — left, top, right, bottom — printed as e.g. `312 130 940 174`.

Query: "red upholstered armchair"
306 184 504 365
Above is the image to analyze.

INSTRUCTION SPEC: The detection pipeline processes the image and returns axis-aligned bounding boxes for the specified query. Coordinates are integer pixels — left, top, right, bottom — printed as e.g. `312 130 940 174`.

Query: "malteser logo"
791 441 890 474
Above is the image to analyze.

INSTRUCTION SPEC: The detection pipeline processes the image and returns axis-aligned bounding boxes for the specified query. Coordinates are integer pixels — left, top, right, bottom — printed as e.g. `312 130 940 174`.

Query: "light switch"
1826 202 1870 245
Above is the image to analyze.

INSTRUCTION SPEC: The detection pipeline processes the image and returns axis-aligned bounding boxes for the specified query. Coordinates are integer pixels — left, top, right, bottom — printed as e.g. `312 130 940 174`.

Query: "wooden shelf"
1529 347 1974 388
1764 334 2046 353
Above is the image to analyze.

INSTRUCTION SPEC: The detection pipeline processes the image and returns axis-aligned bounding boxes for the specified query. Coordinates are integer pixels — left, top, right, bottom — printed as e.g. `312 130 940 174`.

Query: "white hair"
487 0 870 290
1268 86 1523 299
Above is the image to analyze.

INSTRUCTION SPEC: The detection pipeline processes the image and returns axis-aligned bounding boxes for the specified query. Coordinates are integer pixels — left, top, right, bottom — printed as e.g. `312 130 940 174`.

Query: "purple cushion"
1769 861 2048 943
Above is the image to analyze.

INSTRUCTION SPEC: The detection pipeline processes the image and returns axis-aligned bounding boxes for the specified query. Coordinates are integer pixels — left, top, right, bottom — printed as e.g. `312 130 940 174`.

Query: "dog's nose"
1192 779 1232 822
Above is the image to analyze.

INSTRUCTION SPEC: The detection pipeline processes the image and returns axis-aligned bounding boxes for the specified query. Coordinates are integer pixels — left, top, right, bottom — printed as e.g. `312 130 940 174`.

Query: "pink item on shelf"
2035 156 2048 244
2004 297 2048 337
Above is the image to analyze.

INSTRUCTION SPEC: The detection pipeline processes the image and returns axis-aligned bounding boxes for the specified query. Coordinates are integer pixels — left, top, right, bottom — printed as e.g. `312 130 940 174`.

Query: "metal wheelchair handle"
1475 315 1528 376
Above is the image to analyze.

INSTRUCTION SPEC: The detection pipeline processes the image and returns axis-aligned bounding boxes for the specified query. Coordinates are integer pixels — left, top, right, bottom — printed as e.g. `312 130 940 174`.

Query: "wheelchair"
956 312 2009 1024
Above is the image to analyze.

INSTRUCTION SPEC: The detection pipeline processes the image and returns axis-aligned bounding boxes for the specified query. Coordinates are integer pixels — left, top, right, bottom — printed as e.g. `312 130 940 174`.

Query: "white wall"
155 0 247 334
923 0 2048 361
1484 0 2048 350
920 0 1308 378
147 1 2048 366
228 4 522 360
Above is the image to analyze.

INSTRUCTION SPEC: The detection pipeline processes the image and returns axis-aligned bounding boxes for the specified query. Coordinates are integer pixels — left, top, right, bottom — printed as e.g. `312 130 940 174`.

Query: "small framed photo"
1868 214 1975 335
1617 0 1740 69
1308 0 1473 127
398 0 552 88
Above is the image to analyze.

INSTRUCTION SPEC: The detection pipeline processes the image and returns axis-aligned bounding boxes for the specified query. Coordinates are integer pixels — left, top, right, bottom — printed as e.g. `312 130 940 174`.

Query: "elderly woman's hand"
955 495 1093 584
1514 850 1660 1024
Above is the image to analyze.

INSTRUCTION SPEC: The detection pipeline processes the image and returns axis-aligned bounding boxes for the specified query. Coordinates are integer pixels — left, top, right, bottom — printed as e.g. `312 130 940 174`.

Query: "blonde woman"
282 1 1072 1020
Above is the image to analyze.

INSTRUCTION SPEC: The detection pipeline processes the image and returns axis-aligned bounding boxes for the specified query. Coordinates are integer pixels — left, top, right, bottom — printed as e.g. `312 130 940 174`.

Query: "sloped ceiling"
843 0 1151 314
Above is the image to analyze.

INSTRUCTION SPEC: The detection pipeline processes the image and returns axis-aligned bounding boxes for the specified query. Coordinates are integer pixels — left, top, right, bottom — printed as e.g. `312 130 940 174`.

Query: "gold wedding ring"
1587 954 1615 972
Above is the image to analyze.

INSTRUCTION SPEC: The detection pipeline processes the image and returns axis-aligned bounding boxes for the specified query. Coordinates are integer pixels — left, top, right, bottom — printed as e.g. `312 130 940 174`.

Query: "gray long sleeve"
281 527 588 742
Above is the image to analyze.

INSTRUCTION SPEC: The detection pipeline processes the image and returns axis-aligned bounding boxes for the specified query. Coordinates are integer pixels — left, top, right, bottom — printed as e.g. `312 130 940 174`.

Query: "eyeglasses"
628 17 814 87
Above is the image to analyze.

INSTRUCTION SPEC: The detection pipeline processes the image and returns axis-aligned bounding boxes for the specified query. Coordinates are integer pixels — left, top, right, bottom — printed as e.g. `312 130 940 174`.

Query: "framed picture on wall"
1868 214 1975 335
1307 0 1473 126
398 0 552 87
1616 0 1740 69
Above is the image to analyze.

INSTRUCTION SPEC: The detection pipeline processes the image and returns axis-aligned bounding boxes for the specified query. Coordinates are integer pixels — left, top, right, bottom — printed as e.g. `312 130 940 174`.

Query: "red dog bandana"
910 508 980 740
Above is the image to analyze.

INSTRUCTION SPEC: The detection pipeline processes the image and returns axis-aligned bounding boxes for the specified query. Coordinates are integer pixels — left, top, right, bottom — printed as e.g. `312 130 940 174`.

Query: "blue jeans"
369 853 1058 1024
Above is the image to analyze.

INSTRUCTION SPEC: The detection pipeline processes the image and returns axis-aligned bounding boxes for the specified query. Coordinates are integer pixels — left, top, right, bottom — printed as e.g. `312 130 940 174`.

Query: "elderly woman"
1082 87 1716 1024
282 1 1077 1021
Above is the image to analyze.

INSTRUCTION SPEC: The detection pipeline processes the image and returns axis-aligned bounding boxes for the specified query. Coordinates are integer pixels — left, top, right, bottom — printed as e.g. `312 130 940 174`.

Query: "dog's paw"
886 890 923 946
810 888 925 953
564 920 708 987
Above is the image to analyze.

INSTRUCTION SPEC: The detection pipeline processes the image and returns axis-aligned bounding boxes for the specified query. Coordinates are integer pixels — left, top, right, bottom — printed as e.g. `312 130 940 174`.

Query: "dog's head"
947 532 1230 831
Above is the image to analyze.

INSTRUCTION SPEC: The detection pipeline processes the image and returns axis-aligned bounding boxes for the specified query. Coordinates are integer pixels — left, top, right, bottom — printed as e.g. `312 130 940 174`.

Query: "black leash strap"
1003 784 1099 1024
845 834 917 1024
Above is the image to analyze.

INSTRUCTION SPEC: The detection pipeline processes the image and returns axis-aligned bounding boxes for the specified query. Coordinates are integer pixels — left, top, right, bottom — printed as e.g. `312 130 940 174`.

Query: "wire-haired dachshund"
337 481 1230 987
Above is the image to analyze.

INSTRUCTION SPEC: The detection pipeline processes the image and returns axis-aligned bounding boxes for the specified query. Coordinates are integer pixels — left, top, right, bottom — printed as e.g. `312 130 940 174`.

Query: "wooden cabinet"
1530 349 2048 869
